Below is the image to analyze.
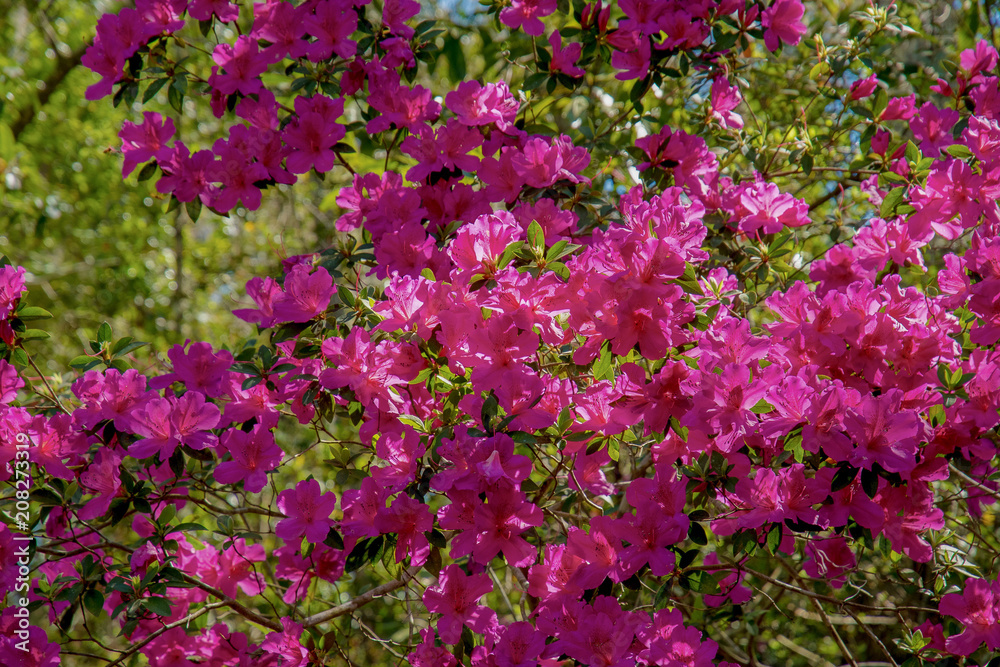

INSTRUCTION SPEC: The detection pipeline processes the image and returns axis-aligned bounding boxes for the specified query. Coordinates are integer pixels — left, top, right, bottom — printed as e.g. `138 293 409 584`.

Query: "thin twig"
302 566 421 628
106 602 227 667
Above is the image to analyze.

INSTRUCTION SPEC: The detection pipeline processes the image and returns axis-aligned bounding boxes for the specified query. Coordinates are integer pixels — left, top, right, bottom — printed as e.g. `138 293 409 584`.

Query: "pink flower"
500 0 557 36
959 39 999 80
233 276 283 328
252 0 308 63
446 80 519 131
0 265 27 321
303 0 358 61
374 493 433 565
803 537 857 589
209 36 268 96
382 0 420 38
709 77 744 129
645 608 721 667
448 211 522 280
408 628 458 667
202 538 267 597
366 70 441 134
702 552 752 607
911 101 960 156
156 142 218 204
842 390 921 474
761 0 806 52
472 486 543 567
849 73 879 100
560 596 645 667
214 419 283 493
609 29 650 81
119 112 175 178
494 621 547 667
939 576 1000 655
275 543 344 604
188 0 239 22
261 617 310 667
0 359 24 404
549 30 585 77
152 341 233 398
726 180 810 235
276 478 339 544
78 448 122 520
283 95 346 175
272 265 333 323
422 565 497 644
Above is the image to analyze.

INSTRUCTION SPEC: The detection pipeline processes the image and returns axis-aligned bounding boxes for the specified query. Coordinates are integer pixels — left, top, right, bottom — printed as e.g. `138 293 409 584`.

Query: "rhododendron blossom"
9 3 1000 667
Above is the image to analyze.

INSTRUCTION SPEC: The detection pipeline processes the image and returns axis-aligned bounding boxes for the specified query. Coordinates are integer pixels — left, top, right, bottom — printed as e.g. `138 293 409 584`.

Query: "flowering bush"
2 1 1000 666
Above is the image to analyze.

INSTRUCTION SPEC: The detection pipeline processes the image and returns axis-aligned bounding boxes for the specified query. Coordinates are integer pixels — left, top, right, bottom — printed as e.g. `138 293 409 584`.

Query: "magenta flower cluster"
2 1 1000 666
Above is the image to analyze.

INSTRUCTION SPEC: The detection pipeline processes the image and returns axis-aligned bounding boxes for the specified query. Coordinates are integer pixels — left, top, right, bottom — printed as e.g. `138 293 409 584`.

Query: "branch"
302 566 421 628
10 43 89 141
843 607 900 667
948 463 1000 503
178 573 283 632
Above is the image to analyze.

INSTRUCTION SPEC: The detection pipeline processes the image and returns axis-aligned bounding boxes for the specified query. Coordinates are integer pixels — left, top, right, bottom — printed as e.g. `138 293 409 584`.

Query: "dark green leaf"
83 589 105 617
142 78 169 103
16 307 52 321
145 597 172 617
688 521 708 546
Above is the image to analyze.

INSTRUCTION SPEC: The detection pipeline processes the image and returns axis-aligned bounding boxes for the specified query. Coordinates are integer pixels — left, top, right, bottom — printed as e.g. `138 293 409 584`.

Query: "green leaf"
905 141 921 164
946 144 974 159
675 262 704 295
766 523 783 553
800 152 814 176
481 392 499 432
137 161 158 182
97 322 113 345
688 521 708 546
860 468 879 498
443 34 467 80
145 597 172 617
241 376 263 390
497 241 523 270
113 340 150 358
69 355 99 370
10 348 28 368
546 240 580 262
168 448 185 478
872 87 888 118
16 307 52 321
142 78 169 103
108 359 131 372
592 342 613 381
82 589 105 617
168 79 185 114
653 579 672 609
426 529 448 550
830 464 859 491
526 220 545 252
173 523 208 532
732 529 755 556
523 72 548 91
185 197 202 222
20 329 50 341
880 186 906 219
